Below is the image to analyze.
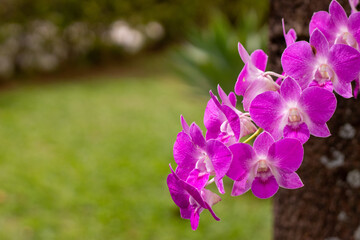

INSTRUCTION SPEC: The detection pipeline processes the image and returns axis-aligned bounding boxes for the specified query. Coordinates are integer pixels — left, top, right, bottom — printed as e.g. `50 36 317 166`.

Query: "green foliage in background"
0 75 271 239
0 0 268 42
171 10 268 94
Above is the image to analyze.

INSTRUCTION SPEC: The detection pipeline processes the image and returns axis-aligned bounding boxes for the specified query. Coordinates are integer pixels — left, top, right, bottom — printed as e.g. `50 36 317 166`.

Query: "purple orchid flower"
274 19 298 86
167 165 221 230
249 77 336 144
281 29 360 98
173 116 232 194
204 85 257 146
234 43 280 111
226 132 304 199
309 0 360 48
282 19 297 47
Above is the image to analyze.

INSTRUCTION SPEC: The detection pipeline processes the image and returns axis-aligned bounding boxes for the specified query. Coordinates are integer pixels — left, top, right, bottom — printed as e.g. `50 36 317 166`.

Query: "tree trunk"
269 0 360 239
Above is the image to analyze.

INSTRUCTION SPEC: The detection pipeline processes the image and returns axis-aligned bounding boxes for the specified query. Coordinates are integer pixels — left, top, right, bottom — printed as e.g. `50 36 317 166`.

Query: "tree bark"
269 0 360 239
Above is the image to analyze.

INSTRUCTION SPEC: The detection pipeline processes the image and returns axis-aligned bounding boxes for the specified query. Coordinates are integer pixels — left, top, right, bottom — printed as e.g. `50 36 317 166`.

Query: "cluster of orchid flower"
167 0 360 230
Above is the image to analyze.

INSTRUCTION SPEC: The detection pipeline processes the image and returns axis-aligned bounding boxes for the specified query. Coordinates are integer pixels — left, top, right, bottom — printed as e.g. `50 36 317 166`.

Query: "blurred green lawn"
0 74 271 239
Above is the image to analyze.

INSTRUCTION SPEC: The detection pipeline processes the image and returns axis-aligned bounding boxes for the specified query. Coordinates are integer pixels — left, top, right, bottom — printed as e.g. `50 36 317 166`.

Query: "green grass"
0 75 271 239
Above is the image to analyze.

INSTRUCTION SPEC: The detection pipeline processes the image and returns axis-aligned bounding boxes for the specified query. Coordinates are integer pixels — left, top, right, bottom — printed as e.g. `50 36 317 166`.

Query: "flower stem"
243 128 263 144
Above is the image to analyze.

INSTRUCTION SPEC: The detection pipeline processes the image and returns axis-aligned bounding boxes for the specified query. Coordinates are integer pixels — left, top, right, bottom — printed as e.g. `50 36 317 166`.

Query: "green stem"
243 128 263 144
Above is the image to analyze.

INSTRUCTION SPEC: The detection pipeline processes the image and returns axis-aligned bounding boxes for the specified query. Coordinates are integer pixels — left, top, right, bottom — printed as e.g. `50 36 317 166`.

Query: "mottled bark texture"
269 0 360 239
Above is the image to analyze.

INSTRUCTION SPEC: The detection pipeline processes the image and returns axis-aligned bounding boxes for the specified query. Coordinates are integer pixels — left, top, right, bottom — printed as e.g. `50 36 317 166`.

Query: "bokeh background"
0 0 272 239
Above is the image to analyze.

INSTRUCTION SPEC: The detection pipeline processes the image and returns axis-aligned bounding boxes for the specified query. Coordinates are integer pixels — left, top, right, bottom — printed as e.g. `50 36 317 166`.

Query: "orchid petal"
349 12 360 44
167 173 189 208
204 98 224 140
279 77 302 103
299 87 336 131
180 115 190 135
249 91 286 140
187 169 210 191
253 131 275 157
329 44 360 84
329 0 348 26
309 29 329 57
235 63 250 96
250 49 268 71
189 123 206 149
222 105 241 141
238 42 250 63
207 139 232 184
173 132 198 178
281 41 316 89
251 176 279 199
309 11 335 43
227 143 255 181
308 122 331 138
228 92 237 107
190 210 201 230
267 138 304 172
277 171 304 189
282 19 297 46
243 77 279 111
283 122 310 144
231 177 252 196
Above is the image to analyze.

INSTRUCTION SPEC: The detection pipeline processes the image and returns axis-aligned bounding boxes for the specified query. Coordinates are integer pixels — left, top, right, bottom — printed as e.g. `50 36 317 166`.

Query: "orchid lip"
195 151 215 175
335 31 359 49
288 108 302 123
314 63 335 84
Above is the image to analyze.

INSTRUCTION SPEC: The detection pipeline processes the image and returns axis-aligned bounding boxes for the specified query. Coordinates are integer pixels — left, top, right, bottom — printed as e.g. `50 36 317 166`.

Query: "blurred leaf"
171 10 268 94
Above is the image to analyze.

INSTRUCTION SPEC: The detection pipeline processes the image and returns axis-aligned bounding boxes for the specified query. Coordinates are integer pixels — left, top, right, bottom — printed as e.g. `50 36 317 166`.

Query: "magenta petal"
354 77 360 98
173 132 197 178
268 138 304 172
217 85 231 106
201 189 221 221
231 177 251 196
281 41 316 89
189 123 206 149
243 78 279 111
180 115 190 135
228 92 237 107
180 207 191 219
250 49 268 71
299 86 336 129
253 132 275 157
167 173 189 208
329 44 360 84
249 91 286 140
283 123 310 144
277 171 304 189
186 169 210 191
214 178 225 194
238 42 250 63
309 29 329 57
222 105 240 140
309 11 334 43
190 210 200 231
227 143 255 181
235 63 250 96
280 77 302 102
329 0 348 27
332 77 353 98
206 139 232 181
251 176 279 199
309 122 331 137
282 19 297 46
349 12 360 44
204 98 224 140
